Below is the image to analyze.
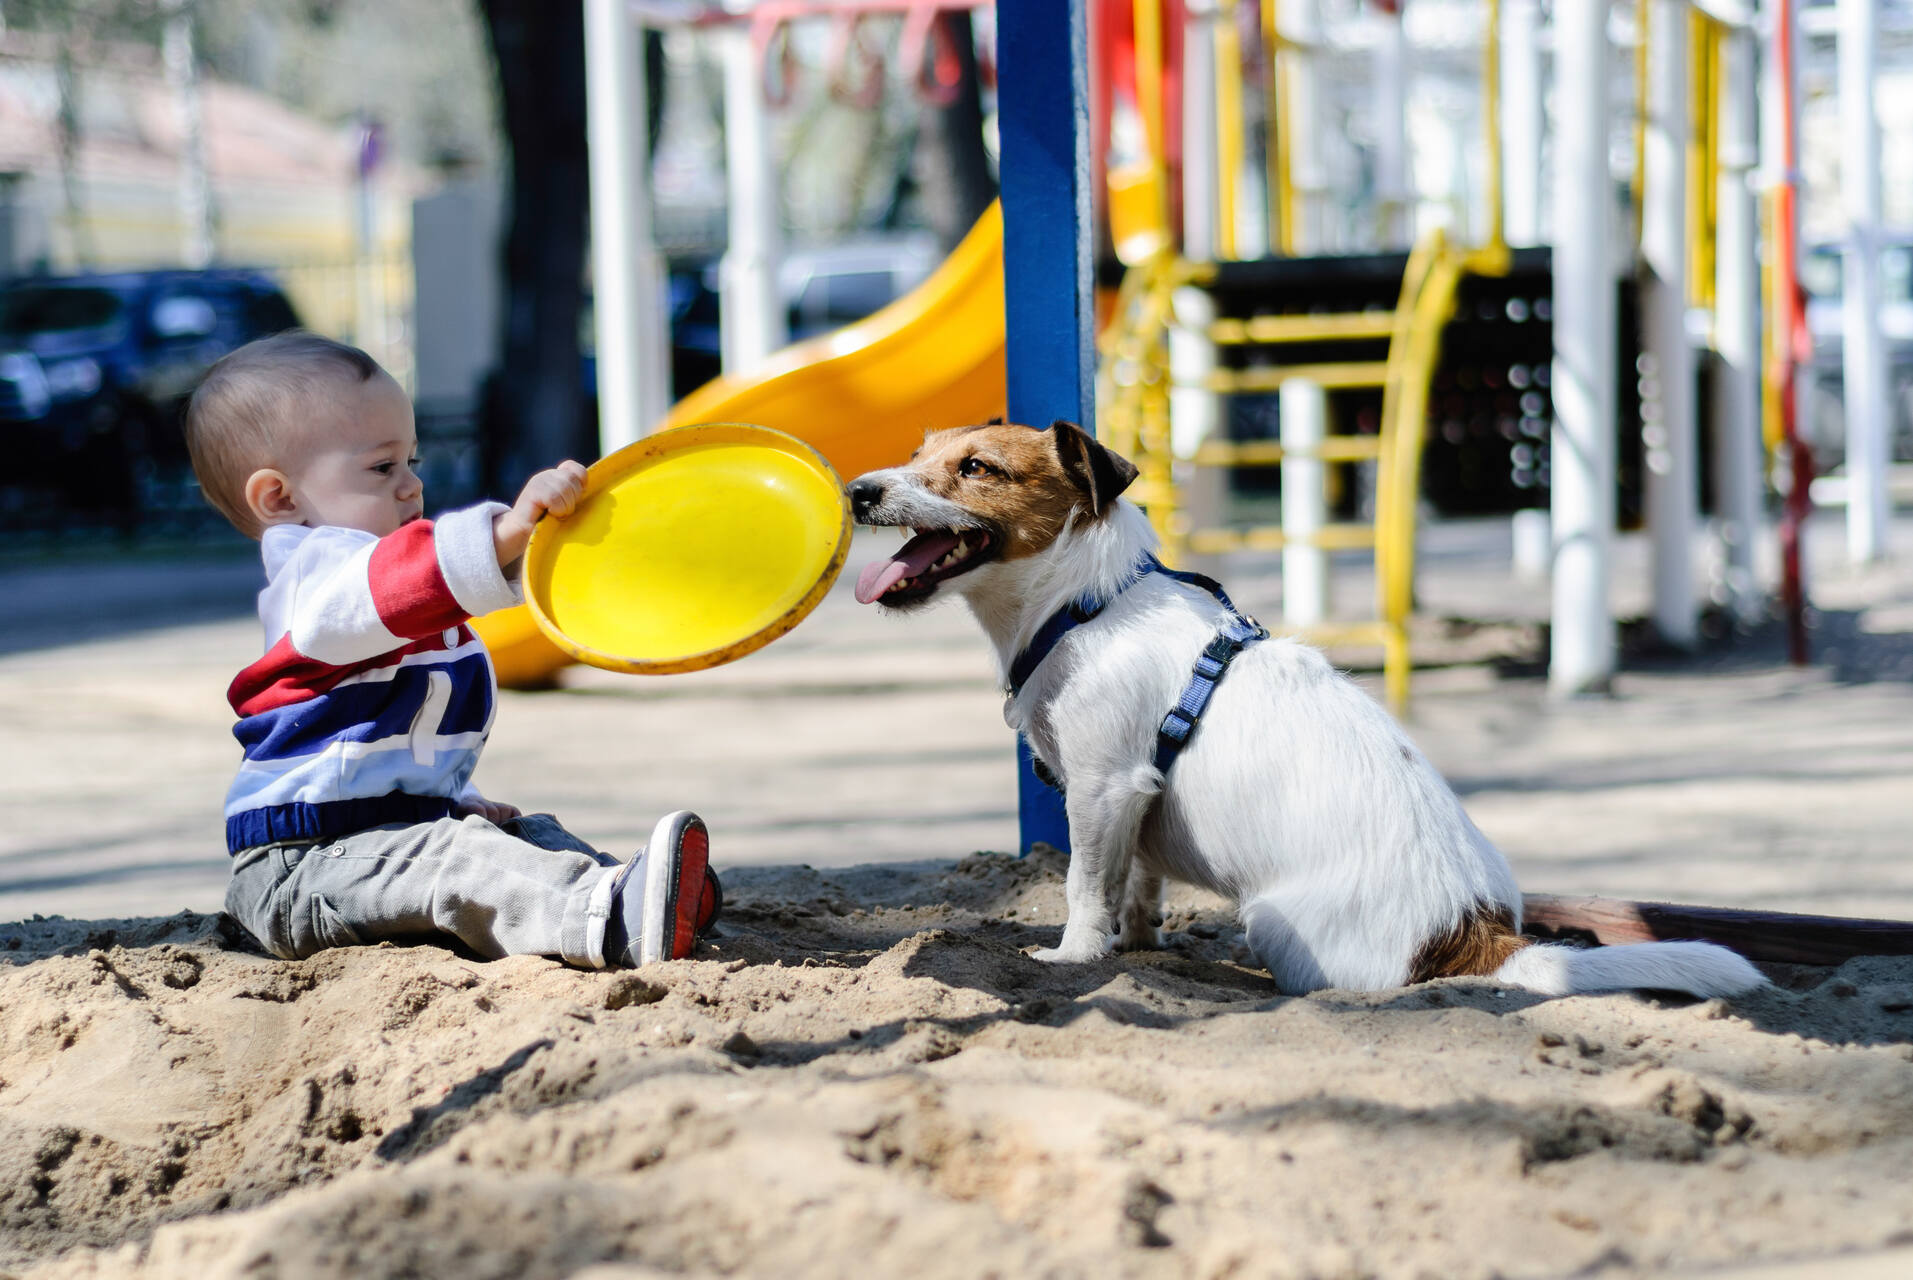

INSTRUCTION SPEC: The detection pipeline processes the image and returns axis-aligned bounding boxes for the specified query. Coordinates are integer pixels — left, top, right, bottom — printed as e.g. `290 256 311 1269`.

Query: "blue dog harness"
1007 556 1269 784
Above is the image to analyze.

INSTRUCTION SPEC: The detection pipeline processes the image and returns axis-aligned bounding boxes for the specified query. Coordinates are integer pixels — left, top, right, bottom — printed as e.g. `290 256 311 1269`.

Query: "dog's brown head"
847 419 1138 606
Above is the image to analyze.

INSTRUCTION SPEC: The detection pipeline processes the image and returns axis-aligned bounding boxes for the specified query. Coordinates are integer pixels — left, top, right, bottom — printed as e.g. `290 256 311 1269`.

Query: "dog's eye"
959 457 993 479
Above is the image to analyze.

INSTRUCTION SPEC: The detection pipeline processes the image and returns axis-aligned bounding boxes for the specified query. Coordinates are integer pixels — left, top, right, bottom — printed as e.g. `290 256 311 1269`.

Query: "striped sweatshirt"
222 504 522 853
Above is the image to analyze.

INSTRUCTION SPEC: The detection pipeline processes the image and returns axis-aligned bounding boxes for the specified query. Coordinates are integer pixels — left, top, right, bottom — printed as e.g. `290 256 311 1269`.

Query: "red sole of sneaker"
696 867 723 934
669 822 710 960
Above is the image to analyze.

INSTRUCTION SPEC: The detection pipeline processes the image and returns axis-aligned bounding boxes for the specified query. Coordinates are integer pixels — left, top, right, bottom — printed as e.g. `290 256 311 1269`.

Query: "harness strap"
1008 555 1268 789
1006 596 1104 698
1152 613 1268 774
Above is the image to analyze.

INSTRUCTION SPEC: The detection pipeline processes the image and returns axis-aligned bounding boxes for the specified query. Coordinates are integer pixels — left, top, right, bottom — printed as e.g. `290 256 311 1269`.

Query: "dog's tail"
1494 939 1766 998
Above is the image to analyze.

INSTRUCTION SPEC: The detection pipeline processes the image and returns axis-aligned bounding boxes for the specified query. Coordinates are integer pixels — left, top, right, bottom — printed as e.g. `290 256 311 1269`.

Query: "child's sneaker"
604 811 714 966
697 864 724 933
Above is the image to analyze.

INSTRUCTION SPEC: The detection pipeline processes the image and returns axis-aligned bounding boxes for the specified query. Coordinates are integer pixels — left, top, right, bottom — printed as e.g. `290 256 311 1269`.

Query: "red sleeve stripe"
229 632 450 716
367 519 468 640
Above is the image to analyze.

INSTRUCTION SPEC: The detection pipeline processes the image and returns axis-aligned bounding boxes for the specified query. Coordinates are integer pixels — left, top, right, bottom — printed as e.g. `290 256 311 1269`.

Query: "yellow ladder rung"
1183 522 1378 555
1209 313 1397 345
1189 437 1384 468
1198 361 1390 392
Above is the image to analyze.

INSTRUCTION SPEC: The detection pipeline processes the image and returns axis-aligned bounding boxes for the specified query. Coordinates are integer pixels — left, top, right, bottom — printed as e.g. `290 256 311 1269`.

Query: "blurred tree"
194 0 502 176
4 0 165 265
474 3 662 492
474 0 590 492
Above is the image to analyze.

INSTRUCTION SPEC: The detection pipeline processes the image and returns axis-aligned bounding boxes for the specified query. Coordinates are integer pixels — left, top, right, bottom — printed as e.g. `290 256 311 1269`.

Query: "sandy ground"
4 517 1913 1278
4 855 1913 1280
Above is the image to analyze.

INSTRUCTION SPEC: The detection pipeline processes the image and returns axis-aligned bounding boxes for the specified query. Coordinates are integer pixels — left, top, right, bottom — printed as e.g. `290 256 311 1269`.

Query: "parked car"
660 234 942 397
780 235 940 339
0 269 301 526
1799 235 1913 472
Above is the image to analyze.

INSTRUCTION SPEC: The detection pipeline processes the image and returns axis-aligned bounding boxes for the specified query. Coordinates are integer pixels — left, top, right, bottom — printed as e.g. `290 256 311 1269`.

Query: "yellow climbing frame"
1099 0 1510 712
1099 228 1477 711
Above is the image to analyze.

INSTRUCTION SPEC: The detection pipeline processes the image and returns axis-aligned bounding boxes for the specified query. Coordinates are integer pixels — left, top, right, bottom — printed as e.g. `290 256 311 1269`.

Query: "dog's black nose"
847 477 885 522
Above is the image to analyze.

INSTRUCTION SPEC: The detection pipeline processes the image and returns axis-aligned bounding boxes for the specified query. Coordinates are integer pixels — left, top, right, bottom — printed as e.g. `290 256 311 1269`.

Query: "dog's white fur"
853 463 1766 999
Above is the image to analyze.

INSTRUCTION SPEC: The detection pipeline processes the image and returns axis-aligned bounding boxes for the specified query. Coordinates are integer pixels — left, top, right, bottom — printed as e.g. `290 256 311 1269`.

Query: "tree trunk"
476 0 593 493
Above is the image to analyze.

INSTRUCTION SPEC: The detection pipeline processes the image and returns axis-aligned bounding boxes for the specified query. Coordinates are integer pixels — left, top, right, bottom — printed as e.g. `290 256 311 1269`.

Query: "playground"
3 525 1913 1278
6 0 1913 1275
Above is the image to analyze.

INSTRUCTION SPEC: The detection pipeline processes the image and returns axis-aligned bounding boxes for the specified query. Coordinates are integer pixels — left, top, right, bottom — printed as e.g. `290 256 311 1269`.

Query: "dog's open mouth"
854 527 996 604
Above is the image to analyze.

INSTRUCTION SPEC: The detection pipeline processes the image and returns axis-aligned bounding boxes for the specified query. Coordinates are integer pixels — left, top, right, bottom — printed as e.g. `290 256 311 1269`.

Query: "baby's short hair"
185 331 386 537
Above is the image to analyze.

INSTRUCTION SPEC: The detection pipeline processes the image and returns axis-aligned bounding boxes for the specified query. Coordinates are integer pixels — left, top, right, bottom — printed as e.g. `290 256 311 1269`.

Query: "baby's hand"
459 798 523 825
493 460 588 569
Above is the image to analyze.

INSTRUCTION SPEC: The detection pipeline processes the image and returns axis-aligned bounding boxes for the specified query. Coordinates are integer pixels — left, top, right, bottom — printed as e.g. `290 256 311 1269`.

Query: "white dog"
848 419 1765 998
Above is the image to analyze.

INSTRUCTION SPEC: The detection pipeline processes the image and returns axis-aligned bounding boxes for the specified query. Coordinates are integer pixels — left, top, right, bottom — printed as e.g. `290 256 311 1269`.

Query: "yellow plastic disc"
523 422 850 674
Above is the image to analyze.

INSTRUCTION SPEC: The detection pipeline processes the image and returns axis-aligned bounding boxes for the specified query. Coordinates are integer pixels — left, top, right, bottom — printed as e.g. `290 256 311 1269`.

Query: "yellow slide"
476 202 1008 688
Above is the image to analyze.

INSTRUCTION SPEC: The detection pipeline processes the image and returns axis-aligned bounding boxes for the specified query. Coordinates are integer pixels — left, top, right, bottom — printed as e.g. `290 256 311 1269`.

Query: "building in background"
0 28 423 387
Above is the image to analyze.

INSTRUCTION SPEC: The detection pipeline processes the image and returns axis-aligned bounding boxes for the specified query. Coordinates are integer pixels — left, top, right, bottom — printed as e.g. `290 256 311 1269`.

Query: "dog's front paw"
1029 937 1110 964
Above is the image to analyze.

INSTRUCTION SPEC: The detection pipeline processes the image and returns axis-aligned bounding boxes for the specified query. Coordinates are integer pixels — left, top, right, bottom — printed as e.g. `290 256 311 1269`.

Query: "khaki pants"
224 812 624 968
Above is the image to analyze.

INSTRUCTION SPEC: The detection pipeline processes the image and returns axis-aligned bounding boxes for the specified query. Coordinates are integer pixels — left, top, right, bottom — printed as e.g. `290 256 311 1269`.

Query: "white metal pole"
584 0 671 453
1500 0 1543 246
1512 507 1551 581
1641 0 1698 649
1280 379 1330 624
1174 10 1228 577
1839 0 1889 564
1278 0 1324 252
1549 0 1617 695
1182 7 1219 261
1713 24 1765 625
1374 7 1409 248
1275 0 1330 615
1169 290 1230 577
719 20 788 373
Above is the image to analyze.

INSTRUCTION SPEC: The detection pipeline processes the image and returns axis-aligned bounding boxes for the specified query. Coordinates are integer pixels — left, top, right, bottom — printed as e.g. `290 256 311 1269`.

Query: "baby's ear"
244 468 300 527
1048 420 1138 516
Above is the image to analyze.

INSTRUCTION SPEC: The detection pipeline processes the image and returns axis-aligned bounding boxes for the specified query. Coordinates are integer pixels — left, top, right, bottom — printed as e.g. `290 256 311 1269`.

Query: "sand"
5 846 1913 1280
7 518 1913 1279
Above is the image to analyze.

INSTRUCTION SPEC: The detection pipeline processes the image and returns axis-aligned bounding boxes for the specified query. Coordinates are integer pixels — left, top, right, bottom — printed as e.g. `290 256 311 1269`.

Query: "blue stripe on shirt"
234 651 493 763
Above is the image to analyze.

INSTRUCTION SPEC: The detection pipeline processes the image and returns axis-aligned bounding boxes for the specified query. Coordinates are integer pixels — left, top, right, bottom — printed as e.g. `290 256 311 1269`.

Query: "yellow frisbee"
523 422 850 674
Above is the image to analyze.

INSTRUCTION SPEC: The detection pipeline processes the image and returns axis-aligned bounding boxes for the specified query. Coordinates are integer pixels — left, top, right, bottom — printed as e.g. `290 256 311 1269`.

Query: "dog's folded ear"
1048 420 1139 516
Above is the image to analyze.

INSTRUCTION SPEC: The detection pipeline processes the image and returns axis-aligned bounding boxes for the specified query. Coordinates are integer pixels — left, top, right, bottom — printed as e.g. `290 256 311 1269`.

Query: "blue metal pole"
997 0 1093 854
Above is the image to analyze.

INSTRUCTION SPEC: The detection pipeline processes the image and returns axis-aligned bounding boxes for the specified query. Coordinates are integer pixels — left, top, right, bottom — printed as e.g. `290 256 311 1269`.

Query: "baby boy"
185 330 719 969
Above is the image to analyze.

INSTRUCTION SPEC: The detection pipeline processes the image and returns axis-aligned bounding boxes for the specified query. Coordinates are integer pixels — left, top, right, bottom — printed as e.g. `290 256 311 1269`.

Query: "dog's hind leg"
1115 863 1164 951
1240 883 1416 994
1032 769 1160 963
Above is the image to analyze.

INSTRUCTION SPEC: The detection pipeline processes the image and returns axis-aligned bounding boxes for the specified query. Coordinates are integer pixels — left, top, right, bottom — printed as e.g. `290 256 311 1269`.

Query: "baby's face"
281 375 424 537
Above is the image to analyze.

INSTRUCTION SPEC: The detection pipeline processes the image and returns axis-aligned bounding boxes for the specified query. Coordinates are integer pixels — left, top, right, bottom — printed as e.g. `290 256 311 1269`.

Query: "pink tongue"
855 530 961 604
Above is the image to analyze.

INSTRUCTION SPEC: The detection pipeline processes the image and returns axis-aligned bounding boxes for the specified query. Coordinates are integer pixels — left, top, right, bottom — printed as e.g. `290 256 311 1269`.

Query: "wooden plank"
1521 893 1913 966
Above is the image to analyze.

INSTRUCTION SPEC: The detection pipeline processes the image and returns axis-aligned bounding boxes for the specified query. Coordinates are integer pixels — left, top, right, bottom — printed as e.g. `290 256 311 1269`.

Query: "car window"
151 294 219 340
820 270 898 319
0 286 125 337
